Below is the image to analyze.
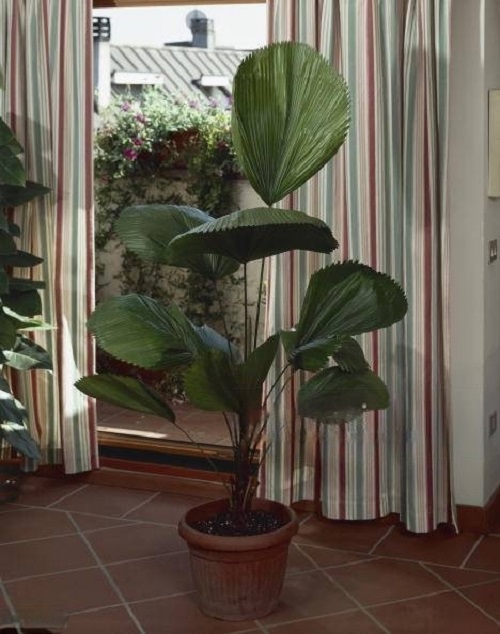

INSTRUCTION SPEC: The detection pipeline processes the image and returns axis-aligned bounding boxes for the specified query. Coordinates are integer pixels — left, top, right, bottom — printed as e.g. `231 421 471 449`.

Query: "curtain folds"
264 0 453 532
0 0 98 472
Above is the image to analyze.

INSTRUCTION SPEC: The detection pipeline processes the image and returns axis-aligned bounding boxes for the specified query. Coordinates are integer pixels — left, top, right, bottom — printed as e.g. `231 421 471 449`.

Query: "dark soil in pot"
192 509 286 536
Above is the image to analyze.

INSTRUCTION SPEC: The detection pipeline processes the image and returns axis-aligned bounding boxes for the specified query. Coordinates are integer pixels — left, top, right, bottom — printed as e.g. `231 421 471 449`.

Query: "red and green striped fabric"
0 0 97 472
264 0 454 533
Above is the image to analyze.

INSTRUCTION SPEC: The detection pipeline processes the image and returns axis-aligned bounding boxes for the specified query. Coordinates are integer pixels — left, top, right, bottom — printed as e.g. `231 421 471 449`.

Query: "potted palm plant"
77 42 407 621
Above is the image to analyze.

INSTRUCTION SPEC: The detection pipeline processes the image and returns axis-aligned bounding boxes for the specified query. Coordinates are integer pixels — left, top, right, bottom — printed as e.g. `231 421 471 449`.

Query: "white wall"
450 0 500 506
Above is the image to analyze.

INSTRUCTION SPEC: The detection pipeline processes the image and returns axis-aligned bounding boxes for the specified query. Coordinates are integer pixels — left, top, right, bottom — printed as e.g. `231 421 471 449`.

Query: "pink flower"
135 113 146 123
121 102 131 112
133 138 144 146
123 148 138 160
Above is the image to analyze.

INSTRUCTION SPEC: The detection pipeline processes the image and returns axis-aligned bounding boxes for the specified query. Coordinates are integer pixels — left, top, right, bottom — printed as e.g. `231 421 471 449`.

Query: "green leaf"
88 295 200 370
116 204 239 280
232 42 350 205
0 147 25 187
0 180 50 207
2 288 42 317
293 261 408 352
0 311 18 349
184 350 240 412
195 324 240 360
184 336 280 414
0 250 44 268
2 306 51 331
0 267 8 294
240 334 280 405
297 367 390 423
284 331 370 373
3 336 52 370
331 337 369 373
0 230 17 255
0 119 22 153
9 278 45 291
167 208 338 265
76 375 175 421
0 377 41 459
0 211 8 232
282 329 341 372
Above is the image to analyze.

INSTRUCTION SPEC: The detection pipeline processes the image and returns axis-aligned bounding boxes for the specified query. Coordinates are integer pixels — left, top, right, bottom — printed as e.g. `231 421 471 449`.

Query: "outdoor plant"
77 42 408 531
0 117 51 460
94 89 244 399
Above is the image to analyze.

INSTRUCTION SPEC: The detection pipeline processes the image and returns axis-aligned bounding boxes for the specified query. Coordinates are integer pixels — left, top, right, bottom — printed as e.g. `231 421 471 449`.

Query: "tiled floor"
0 475 499 633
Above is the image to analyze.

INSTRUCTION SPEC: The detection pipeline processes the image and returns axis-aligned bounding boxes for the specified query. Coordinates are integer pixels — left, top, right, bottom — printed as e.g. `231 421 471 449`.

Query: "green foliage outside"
94 89 245 399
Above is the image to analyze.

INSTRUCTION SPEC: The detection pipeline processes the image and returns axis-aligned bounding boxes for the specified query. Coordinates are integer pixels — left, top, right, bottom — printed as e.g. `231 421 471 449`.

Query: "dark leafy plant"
0 118 52 460
77 43 408 523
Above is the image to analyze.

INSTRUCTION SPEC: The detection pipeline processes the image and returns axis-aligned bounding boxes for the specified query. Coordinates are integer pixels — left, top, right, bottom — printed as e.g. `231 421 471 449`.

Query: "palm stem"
253 258 266 349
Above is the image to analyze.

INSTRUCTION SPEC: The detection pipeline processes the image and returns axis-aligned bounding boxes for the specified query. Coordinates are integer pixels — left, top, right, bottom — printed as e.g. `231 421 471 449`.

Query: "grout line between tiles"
119 491 162 519
66 512 146 634
253 619 269 633
368 525 395 555
0 579 21 633
294 543 390 633
4 564 100 584
298 512 313 526
421 562 500 626
46 484 90 508
460 535 484 568
294 539 499 573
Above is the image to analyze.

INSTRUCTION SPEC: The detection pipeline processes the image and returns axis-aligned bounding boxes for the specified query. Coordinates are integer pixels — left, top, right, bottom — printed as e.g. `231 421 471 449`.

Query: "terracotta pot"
178 497 299 621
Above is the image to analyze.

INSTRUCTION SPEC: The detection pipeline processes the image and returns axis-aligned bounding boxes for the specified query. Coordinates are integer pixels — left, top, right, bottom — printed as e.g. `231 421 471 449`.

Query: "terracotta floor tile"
0 508 76 544
369 590 500 633
131 593 257 634
329 558 447 606
0 534 95 581
15 476 87 508
5 569 120 616
372 526 480 566
294 515 393 553
69 512 136 533
64 606 139 634
261 570 355 625
465 535 500 572
125 492 211 525
460 579 500 621
269 610 385 633
297 544 374 569
108 551 193 601
425 563 500 588
85 523 186 563
285 545 318 575
51 484 157 517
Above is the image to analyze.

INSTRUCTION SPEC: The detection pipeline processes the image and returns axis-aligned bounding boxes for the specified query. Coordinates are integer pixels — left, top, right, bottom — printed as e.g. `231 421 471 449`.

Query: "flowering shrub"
95 88 240 189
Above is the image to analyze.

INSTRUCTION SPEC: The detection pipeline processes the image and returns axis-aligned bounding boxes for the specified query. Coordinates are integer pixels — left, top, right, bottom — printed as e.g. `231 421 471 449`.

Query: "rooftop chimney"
190 18 215 49
93 17 111 113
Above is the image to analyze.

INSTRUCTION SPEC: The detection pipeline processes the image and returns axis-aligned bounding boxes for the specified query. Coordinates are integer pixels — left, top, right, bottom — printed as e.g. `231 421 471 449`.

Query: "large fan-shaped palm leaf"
291 261 407 361
76 375 175 421
116 204 239 279
167 208 338 264
232 42 350 205
297 367 389 423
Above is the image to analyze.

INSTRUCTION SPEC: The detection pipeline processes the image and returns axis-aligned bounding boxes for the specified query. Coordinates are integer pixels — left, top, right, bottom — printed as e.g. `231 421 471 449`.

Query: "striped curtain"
0 0 98 472
264 0 453 532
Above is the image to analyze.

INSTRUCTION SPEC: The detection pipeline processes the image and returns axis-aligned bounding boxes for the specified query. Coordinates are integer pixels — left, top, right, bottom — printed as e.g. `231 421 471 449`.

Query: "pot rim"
178 497 299 552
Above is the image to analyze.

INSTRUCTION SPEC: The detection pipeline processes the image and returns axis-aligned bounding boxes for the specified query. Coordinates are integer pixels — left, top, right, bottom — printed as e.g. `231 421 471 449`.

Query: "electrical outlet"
489 411 498 437
489 239 498 263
